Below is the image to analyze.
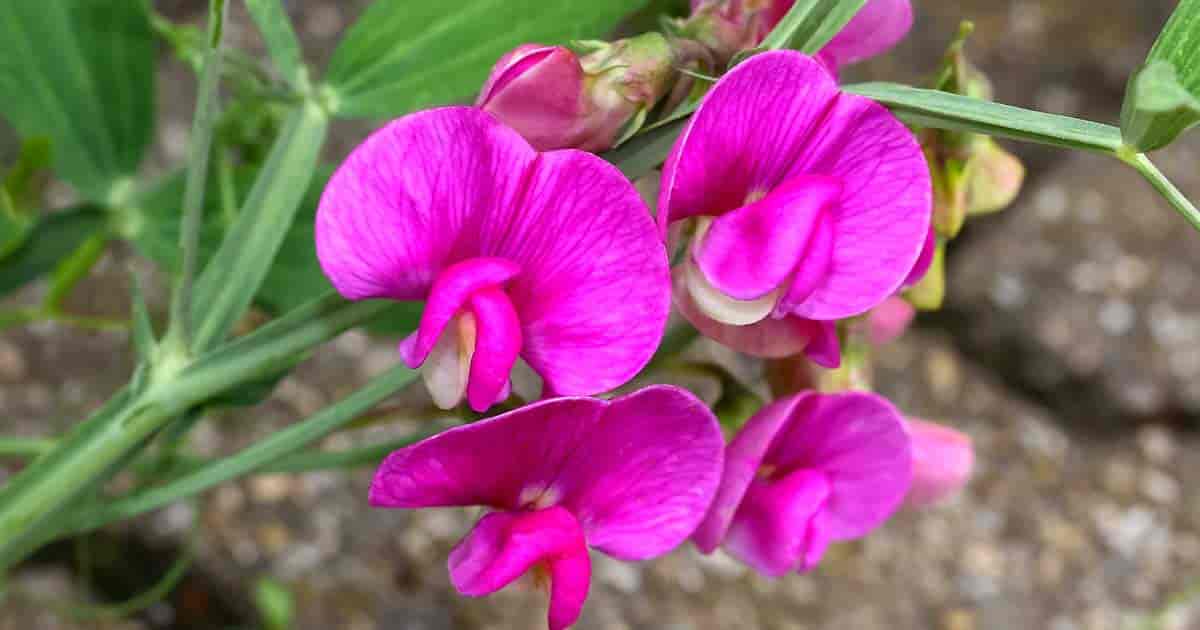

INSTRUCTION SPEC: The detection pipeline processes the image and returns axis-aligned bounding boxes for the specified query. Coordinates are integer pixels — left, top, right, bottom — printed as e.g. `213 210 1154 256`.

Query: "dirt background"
3 1 1200 629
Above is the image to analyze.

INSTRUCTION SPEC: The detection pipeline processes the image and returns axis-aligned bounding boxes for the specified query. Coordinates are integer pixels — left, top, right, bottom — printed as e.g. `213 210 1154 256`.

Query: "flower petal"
675 266 839 364
369 396 606 510
764 391 912 540
694 175 841 301
466 287 523 412
817 0 913 71
659 52 930 321
902 226 936 288
553 386 725 560
508 150 670 396
659 51 842 231
867 296 915 346
370 386 722 557
398 257 521 368
722 468 831 577
694 396 802 552
905 418 974 508
448 507 590 630
476 46 588 152
319 107 670 399
317 107 531 302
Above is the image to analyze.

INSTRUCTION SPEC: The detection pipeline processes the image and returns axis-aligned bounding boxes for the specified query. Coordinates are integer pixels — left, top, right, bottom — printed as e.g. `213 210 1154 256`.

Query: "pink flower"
693 390 912 576
687 0 912 71
477 35 673 152
660 51 931 365
316 107 670 411
905 418 974 508
370 386 725 630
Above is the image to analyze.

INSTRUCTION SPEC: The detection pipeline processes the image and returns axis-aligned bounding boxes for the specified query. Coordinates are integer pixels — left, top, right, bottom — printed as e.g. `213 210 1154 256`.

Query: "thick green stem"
166 0 229 352
1124 151 1200 232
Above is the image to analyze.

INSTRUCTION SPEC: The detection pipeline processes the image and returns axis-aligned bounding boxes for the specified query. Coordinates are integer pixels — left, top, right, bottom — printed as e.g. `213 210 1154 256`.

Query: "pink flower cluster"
315 2 972 628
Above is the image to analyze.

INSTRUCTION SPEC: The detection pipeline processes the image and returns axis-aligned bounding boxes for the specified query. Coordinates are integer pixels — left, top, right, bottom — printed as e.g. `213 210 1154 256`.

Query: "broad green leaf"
1121 0 1200 151
845 83 1125 154
0 137 53 257
0 206 107 298
757 0 866 55
190 103 328 352
0 0 155 202
602 118 686 179
245 0 308 89
127 171 230 275
324 0 648 119
255 166 334 314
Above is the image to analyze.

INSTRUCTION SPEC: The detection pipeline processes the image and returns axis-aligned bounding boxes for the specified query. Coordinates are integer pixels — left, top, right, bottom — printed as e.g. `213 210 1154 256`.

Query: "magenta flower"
660 51 931 365
317 107 670 411
369 386 725 630
693 391 911 576
905 418 974 508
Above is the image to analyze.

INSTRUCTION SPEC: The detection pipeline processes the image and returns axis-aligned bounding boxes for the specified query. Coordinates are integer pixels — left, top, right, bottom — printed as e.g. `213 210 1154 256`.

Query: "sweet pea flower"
693 390 911 576
317 107 670 411
687 0 912 71
477 34 673 152
660 51 931 365
370 386 725 630
905 418 974 508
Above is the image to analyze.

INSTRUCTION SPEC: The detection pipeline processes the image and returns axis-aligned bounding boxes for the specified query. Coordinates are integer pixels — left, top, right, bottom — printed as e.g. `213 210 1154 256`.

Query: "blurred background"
3 1 1200 628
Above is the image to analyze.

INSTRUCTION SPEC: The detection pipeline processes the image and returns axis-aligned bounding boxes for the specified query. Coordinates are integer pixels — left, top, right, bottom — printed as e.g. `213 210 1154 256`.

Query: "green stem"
0 307 129 333
166 0 229 352
0 296 388 570
43 234 108 312
64 365 417 535
1124 151 1200 232
0 437 55 459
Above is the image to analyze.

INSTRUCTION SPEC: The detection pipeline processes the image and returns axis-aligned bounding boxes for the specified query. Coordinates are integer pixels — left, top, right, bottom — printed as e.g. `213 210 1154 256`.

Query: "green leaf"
845 82 1125 154
130 276 157 360
757 0 866 55
126 170 231 276
190 103 329 352
324 0 648 119
0 206 107 298
254 166 334 314
0 0 155 202
245 0 308 89
0 137 52 257
1122 60 1200 151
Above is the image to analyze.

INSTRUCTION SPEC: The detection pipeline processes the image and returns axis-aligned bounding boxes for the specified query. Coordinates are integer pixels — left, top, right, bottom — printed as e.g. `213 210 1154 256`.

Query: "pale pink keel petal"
694 176 841 301
722 468 830 577
556 386 725 560
765 392 912 540
674 266 842 365
449 507 590 630
369 397 605 510
905 418 974 508
507 150 670 396
317 108 531 302
817 0 913 71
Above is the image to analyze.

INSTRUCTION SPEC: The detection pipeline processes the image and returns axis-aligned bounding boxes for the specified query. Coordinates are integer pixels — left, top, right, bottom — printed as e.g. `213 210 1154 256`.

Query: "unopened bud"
477 34 673 152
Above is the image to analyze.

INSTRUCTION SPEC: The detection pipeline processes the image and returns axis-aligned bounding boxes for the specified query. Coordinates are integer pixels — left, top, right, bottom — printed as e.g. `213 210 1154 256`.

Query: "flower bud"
905 418 974 508
477 34 673 153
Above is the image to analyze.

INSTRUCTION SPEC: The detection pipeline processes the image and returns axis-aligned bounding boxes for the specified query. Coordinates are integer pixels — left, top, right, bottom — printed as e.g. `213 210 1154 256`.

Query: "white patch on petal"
421 312 477 410
684 256 780 326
